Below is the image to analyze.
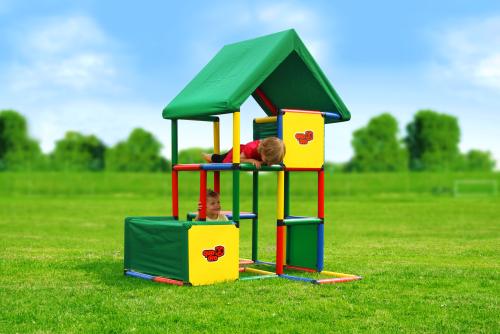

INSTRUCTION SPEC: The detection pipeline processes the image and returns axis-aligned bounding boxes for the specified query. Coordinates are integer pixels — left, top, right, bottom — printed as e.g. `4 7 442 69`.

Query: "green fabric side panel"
124 217 189 281
286 224 318 269
253 121 277 140
260 52 345 117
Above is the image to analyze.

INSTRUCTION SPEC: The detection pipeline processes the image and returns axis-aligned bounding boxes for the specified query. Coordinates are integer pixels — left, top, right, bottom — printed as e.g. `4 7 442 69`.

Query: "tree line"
346 110 495 172
0 109 496 172
0 110 169 172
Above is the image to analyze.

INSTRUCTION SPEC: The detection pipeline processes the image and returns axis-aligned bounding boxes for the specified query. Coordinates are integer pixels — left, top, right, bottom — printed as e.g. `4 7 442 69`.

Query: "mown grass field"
1 172 499 333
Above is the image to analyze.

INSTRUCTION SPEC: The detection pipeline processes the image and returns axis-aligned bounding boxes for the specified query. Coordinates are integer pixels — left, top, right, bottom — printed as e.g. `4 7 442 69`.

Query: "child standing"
203 137 285 168
196 189 229 221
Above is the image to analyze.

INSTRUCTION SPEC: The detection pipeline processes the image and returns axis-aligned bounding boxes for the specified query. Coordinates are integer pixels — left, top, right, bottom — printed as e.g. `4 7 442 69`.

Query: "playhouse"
124 29 362 286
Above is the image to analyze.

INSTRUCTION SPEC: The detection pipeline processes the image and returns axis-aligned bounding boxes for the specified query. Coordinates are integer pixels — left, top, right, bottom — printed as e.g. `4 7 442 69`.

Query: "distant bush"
51 131 106 171
346 113 407 172
106 128 170 172
460 150 496 172
0 110 44 171
405 110 461 171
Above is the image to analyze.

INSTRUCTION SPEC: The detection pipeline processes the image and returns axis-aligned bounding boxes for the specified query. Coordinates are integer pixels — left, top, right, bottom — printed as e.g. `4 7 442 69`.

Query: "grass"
0 172 499 333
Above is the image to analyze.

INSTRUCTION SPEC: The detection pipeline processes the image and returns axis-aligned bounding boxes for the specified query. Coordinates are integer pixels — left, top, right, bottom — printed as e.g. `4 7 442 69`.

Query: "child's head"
259 137 286 165
206 189 221 218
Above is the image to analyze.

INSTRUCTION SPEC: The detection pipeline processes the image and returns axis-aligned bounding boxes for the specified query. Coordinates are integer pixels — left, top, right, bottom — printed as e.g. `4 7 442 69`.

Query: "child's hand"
197 201 202 211
250 159 262 168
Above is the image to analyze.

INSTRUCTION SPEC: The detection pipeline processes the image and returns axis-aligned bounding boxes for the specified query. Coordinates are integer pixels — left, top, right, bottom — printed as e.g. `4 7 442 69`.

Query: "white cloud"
6 15 119 96
254 2 329 61
190 2 333 68
431 16 500 92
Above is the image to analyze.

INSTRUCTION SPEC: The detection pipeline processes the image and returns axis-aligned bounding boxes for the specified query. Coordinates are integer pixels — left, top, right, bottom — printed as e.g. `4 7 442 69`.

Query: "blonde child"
203 137 285 168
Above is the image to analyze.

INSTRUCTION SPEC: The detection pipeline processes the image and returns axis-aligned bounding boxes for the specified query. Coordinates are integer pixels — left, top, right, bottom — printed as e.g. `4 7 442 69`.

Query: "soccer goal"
453 179 498 197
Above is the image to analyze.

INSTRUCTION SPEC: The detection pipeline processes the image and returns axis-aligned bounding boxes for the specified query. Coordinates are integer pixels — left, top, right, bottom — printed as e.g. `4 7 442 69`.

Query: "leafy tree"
462 150 496 172
51 131 106 171
106 128 169 172
405 110 460 171
346 113 407 172
0 110 43 170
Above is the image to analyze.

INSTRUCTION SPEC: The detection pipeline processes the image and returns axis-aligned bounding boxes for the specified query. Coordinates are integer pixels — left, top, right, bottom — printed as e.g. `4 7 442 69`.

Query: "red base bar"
153 276 184 286
284 264 317 273
173 164 201 171
316 276 362 284
239 267 245 273
285 167 322 172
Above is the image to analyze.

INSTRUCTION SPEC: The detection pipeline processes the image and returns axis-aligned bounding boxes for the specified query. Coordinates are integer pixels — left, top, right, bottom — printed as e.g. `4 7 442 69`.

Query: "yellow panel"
283 112 324 168
188 225 239 286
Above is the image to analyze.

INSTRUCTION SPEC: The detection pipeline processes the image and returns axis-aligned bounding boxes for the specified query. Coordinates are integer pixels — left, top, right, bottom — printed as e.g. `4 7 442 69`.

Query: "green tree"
0 110 43 170
346 113 407 172
106 128 169 172
405 110 460 171
51 131 106 171
462 150 496 172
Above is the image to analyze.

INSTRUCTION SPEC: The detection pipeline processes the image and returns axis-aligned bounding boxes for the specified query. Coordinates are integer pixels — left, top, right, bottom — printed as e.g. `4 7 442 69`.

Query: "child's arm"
240 152 262 168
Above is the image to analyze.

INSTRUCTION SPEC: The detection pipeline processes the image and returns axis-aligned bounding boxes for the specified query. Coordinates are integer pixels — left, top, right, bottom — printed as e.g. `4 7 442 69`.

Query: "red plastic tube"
153 276 184 286
285 167 322 171
285 264 317 273
316 276 361 284
214 171 220 193
173 164 201 171
254 88 277 115
199 170 207 220
318 169 324 219
172 170 178 218
276 225 285 275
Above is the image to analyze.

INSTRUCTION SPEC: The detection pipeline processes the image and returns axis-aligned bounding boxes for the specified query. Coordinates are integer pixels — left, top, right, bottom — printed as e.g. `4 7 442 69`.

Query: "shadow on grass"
75 259 179 290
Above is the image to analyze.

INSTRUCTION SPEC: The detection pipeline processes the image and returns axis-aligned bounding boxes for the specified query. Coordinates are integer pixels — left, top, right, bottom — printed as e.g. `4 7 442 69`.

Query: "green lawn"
0 172 499 333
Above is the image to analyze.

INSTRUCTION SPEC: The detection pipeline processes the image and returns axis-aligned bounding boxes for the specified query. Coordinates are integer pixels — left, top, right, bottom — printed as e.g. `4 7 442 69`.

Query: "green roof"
163 29 351 123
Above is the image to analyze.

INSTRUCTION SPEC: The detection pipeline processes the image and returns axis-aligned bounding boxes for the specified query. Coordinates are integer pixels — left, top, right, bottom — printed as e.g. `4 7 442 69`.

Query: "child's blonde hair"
259 137 286 165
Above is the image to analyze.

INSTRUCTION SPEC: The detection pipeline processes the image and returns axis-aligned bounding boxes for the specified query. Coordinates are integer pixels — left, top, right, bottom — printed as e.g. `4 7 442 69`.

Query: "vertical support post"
171 119 179 220
213 120 220 193
233 111 240 163
171 119 178 165
252 171 259 261
317 169 325 271
284 171 290 217
199 170 207 221
232 111 240 227
233 169 240 227
277 109 283 140
276 170 285 275
172 170 179 220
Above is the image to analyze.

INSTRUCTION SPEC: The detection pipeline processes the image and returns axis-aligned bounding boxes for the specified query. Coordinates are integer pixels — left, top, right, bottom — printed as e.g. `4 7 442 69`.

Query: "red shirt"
222 140 261 163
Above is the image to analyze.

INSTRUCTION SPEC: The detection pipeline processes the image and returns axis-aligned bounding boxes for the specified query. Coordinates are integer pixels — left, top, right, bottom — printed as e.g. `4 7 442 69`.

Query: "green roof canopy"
163 29 351 123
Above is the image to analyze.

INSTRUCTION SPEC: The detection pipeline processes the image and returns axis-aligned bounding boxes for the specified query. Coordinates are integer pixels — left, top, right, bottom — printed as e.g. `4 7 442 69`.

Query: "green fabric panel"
253 121 277 140
124 217 189 281
163 29 350 122
286 224 318 269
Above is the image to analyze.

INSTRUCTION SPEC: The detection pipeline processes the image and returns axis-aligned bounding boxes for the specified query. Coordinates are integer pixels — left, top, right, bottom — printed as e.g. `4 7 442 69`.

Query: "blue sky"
1 0 499 165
